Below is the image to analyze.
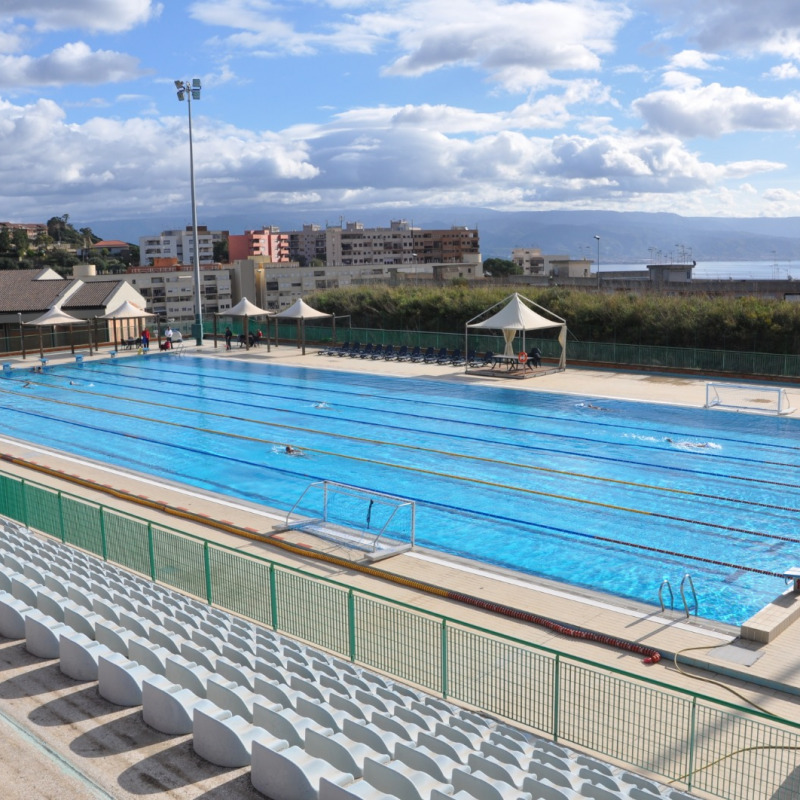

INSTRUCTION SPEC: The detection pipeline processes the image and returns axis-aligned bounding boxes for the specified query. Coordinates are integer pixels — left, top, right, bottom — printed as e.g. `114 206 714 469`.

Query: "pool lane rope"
0 451 663 665
0 385 795 579
5 381 800 513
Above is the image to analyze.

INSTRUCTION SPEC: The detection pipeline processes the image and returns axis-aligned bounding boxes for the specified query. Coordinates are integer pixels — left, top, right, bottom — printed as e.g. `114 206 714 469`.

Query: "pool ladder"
658 574 698 617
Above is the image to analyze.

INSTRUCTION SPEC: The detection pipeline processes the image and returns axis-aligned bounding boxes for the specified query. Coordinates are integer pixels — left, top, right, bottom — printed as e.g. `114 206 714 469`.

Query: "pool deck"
1 343 800 798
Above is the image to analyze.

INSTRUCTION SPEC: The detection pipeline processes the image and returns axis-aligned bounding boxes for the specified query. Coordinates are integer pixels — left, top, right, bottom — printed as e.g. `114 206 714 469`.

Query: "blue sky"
3 0 800 235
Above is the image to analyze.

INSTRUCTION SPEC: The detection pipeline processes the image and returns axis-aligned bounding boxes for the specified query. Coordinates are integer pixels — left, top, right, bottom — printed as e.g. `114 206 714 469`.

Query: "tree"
482 258 522 277
0 227 11 254
12 229 29 257
213 239 228 263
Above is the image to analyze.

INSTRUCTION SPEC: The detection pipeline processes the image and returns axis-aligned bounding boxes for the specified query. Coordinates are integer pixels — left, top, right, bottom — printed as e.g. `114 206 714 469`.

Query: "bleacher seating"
0 513 695 800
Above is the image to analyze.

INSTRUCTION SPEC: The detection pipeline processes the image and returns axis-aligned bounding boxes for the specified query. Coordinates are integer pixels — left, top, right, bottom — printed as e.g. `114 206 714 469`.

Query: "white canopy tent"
99 300 154 352
466 292 566 371
222 297 273 351
275 298 333 355
25 305 92 358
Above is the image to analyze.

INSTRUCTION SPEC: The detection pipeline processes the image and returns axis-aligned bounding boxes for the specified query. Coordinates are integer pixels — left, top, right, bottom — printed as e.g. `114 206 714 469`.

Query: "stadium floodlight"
175 78 203 345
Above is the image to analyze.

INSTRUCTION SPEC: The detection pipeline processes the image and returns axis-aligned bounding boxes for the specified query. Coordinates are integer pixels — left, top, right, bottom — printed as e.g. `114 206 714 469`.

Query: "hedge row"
309 285 800 354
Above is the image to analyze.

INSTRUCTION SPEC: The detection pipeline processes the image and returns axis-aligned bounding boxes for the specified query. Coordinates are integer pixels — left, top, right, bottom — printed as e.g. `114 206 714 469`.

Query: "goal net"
285 481 415 559
705 383 795 415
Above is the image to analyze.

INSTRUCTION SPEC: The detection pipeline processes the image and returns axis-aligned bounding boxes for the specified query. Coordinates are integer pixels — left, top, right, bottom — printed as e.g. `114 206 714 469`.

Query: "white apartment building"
125 265 233 333
139 226 225 267
328 220 418 266
237 256 482 312
512 247 591 278
285 220 480 267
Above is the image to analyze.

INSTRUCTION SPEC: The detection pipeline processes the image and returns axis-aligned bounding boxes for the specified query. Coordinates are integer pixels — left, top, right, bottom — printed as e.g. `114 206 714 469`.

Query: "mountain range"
84 209 800 264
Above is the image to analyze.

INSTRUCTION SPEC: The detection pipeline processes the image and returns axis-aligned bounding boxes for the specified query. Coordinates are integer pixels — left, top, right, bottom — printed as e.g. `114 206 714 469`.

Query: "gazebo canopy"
24 306 88 327
24 305 90 358
275 298 332 320
466 292 567 368
467 292 564 332
223 296 273 351
99 300 153 320
227 297 272 317
275 298 333 355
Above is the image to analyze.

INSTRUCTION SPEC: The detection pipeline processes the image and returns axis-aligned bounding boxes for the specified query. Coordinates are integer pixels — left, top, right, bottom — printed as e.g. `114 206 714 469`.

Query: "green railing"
231 321 799 379
1 468 799 800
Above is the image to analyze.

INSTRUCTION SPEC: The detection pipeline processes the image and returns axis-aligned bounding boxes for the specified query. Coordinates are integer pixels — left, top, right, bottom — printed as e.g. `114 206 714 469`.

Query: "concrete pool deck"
1 342 800 798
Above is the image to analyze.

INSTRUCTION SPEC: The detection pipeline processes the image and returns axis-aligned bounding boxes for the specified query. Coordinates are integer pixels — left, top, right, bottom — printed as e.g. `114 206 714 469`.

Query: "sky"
3 0 800 236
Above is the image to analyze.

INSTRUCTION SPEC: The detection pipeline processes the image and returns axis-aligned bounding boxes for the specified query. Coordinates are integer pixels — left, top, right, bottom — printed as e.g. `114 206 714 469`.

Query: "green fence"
236 322 800 379
1 468 799 800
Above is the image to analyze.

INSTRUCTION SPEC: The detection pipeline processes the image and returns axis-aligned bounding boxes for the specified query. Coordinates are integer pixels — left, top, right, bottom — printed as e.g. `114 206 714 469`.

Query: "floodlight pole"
176 78 203 345
594 235 601 289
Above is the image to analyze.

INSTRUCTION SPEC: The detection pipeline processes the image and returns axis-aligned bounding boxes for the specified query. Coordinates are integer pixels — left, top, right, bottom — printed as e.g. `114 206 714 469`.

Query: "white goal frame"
704 382 795 415
282 481 415 561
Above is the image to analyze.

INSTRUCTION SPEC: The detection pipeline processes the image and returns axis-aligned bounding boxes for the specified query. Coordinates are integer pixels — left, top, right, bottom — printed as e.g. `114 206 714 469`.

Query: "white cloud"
2 86 791 222
766 62 800 80
0 42 145 88
649 0 800 58
192 0 631 92
668 50 721 70
634 82 800 138
4 0 160 34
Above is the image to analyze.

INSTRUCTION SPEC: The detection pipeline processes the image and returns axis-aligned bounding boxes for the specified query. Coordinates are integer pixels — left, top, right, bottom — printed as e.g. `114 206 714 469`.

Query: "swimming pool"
2 355 799 626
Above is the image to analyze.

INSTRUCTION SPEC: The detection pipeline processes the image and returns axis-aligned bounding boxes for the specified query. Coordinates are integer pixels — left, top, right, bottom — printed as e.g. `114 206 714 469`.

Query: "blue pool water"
2 355 799 627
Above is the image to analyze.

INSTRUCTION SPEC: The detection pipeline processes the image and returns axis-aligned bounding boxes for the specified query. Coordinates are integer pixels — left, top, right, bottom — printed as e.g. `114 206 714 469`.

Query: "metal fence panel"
353 594 442 691
557 662 693 782
690 705 800 800
151 526 207 599
273 568 350 655
103 511 153 578
208 546 274 627
61 495 103 555
0 474 26 524
446 625 555 733
22 484 62 540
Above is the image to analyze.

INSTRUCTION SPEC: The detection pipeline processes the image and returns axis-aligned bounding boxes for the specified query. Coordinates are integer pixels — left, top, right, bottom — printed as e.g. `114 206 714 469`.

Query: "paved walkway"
1 342 800 798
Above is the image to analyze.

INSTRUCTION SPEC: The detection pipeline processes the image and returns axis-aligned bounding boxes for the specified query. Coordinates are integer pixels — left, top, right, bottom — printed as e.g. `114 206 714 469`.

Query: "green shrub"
309 285 800 354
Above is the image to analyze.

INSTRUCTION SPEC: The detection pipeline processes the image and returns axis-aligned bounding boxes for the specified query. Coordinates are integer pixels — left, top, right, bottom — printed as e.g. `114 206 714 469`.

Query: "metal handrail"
658 578 674 613
680 573 699 617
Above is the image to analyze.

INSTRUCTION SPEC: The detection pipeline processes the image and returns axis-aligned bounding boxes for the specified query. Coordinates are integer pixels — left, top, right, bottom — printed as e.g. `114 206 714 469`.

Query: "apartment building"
228 227 290 263
281 220 480 267
286 224 329 266
124 261 233 332
139 226 226 267
512 247 592 278
237 256 482 312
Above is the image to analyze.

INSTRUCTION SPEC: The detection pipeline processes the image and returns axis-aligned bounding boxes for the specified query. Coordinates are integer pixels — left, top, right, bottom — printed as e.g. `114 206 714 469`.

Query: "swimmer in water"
285 445 303 456
313 402 329 409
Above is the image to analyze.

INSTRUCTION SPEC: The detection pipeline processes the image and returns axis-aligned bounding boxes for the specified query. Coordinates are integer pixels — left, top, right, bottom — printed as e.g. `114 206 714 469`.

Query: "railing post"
21 477 29 527
348 588 356 663
687 694 697 793
269 563 278 630
57 490 65 542
147 521 156 581
203 541 213 604
99 506 107 561
441 618 448 699
552 654 561 741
